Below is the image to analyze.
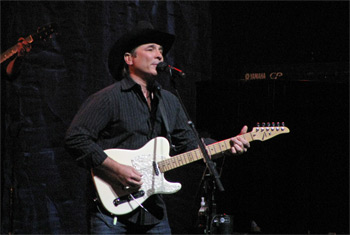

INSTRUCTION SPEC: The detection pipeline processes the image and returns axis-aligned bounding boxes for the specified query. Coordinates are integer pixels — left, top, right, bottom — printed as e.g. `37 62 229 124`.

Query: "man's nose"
155 50 163 60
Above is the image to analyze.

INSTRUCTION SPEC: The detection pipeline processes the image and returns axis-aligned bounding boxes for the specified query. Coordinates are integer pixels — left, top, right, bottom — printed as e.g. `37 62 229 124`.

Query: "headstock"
33 22 58 42
251 122 290 141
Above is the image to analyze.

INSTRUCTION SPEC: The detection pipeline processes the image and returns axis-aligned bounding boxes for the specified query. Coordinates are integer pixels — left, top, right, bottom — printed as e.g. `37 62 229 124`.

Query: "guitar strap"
155 88 176 152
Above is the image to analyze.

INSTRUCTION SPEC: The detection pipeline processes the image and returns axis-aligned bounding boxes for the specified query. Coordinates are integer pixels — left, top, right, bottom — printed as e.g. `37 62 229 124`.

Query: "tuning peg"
281 122 285 131
266 122 270 131
276 122 280 130
255 122 260 131
262 122 266 127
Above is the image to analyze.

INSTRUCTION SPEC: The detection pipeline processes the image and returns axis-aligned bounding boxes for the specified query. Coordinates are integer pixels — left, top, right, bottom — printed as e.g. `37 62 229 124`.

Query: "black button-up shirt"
65 76 197 224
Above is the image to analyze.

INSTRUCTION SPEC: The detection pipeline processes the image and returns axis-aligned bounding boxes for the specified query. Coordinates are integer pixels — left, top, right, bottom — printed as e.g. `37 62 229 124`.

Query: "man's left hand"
229 125 250 155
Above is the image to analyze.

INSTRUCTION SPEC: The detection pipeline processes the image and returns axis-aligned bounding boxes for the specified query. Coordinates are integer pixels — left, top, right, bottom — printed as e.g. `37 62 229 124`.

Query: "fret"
187 152 194 162
194 149 202 160
176 158 180 167
166 159 172 170
193 151 199 161
196 151 202 160
171 158 177 168
207 145 215 155
217 143 222 153
180 154 187 164
217 140 228 152
192 152 197 161
197 150 203 160
183 154 188 164
182 153 188 163
177 155 183 166
161 162 167 172
223 139 231 150
172 158 177 169
211 144 218 154
217 141 224 153
174 154 180 166
213 143 222 154
158 162 165 173
170 163 175 170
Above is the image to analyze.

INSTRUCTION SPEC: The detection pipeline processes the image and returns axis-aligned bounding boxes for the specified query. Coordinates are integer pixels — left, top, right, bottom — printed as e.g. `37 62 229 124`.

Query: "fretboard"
158 132 254 173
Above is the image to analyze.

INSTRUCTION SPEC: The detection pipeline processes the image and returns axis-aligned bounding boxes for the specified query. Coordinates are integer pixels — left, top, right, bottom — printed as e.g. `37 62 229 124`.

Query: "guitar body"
92 137 181 215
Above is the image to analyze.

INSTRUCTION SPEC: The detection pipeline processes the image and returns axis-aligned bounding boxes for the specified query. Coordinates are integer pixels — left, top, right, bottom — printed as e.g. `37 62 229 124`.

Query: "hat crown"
108 21 175 80
134 21 154 31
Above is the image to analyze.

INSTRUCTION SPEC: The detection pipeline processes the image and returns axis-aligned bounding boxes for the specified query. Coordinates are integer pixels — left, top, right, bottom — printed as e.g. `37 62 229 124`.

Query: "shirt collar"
120 75 137 91
120 75 163 92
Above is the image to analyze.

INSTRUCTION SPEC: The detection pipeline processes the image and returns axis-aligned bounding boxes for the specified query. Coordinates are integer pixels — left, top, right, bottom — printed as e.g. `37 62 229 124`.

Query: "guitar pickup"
113 190 145 206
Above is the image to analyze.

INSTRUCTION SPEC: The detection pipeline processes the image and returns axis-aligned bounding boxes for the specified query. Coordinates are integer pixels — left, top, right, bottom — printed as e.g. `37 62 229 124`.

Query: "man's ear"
124 52 133 65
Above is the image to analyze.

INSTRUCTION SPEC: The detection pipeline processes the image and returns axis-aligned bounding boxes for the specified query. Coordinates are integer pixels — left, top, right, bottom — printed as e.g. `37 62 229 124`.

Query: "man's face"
126 43 164 80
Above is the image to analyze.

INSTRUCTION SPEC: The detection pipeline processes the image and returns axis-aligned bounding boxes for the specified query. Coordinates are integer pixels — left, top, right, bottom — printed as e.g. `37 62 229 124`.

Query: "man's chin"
147 70 158 78
146 76 157 91
145 73 157 82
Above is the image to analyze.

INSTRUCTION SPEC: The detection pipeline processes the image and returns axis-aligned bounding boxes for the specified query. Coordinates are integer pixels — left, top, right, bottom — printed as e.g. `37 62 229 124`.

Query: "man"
65 21 250 234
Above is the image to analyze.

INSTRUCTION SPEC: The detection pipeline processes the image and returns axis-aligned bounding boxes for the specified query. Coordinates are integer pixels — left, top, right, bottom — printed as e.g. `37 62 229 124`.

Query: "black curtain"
1 1 349 234
1 1 211 233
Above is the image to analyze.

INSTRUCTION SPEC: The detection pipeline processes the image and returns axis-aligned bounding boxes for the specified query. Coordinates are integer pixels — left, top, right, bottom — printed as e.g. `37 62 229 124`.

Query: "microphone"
156 62 186 78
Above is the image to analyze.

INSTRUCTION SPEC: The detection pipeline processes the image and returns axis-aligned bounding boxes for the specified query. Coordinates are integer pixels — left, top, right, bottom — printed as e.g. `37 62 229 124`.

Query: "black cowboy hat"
108 21 175 80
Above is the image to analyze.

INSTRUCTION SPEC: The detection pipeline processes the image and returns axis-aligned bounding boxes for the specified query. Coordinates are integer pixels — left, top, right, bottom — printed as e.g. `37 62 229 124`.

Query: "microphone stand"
168 73 224 234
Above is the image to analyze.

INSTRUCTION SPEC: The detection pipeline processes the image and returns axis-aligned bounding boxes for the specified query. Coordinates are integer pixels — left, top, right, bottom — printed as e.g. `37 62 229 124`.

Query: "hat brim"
108 28 175 80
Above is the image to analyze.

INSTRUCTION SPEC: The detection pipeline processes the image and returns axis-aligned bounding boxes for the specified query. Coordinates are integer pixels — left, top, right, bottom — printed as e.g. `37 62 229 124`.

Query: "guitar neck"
1 35 33 64
158 132 255 173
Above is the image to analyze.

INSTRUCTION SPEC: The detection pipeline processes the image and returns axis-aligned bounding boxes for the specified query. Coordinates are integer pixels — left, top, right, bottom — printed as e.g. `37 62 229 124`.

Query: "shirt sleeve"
64 91 112 169
168 96 198 156
1 56 24 80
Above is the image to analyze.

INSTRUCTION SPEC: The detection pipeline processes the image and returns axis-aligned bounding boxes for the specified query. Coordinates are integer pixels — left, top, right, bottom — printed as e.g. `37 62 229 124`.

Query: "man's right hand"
6 37 32 76
100 157 143 188
17 37 32 57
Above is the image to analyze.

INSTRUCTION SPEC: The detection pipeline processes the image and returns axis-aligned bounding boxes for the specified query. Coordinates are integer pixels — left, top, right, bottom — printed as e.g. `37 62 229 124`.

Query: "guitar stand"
162 68 226 233
198 165 219 234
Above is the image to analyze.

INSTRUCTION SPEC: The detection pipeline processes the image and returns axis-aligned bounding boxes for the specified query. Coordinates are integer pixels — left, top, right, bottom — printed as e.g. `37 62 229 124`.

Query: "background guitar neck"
1 35 33 64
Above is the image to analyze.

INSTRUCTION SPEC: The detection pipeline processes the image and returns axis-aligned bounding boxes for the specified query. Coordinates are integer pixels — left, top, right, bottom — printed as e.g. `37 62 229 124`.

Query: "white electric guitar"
92 123 290 215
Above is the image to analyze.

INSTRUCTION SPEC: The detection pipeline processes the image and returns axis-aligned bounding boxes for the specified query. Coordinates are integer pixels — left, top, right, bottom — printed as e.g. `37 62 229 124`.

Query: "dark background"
1 1 349 234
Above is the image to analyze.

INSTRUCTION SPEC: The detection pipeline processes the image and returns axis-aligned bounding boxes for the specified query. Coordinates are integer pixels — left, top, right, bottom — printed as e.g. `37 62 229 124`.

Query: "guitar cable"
129 194 149 213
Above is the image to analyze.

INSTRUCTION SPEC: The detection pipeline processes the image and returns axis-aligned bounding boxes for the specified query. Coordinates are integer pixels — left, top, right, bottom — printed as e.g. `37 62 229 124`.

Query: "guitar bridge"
113 190 145 206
